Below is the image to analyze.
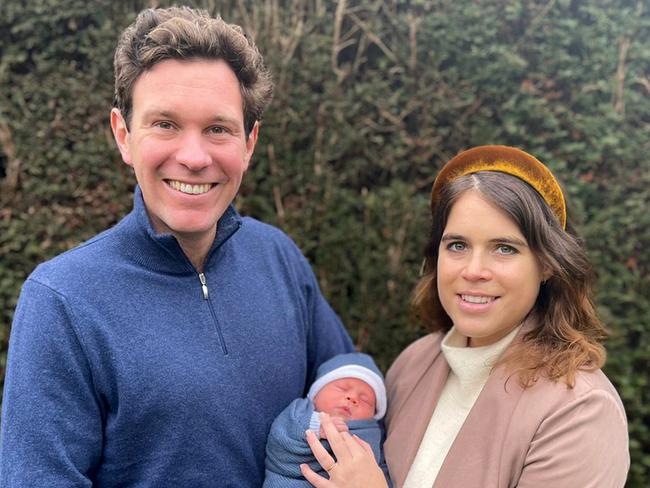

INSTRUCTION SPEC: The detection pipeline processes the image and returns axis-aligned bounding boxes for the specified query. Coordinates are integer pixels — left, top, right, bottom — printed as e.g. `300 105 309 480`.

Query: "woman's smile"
457 293 499 311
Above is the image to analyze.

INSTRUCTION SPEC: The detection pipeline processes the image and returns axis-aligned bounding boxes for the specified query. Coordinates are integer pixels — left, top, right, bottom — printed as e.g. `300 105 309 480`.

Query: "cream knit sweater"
402 325 521 488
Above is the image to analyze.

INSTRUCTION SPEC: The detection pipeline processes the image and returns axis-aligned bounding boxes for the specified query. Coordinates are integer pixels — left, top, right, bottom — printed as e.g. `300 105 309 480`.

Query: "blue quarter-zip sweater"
0 187 354 487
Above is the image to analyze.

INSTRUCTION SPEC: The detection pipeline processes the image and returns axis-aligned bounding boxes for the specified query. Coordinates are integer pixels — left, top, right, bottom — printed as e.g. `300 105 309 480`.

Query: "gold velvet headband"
431 145 567 229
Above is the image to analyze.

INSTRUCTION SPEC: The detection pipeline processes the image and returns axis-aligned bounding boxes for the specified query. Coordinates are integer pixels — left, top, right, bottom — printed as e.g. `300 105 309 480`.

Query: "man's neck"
176 234 214 272
143 207 217 272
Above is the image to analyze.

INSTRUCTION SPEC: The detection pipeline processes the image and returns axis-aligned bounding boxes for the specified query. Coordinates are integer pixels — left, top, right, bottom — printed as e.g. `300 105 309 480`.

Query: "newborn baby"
263 352 388 487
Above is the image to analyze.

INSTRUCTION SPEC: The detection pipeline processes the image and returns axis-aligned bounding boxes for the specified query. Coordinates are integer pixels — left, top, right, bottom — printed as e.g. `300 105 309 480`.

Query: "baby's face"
313 377 376 420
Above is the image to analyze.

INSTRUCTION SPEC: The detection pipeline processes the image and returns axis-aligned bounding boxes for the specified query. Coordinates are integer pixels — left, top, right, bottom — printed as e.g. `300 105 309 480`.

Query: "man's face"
111 59 257 247
313 378 376 420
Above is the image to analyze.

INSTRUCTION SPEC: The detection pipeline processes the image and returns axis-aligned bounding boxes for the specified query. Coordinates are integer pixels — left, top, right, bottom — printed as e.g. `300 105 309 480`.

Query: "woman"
301 146 629 487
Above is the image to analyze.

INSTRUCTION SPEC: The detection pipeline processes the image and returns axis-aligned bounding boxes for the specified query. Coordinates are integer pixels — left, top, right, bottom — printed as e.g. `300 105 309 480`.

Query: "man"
0 6 353 486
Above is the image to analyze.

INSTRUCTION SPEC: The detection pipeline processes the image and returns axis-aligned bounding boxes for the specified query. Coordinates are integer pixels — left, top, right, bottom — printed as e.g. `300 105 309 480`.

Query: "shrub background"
1 0 648 484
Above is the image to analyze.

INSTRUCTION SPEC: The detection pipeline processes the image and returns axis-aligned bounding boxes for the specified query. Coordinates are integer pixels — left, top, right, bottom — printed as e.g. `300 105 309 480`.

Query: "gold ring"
325 461 337 472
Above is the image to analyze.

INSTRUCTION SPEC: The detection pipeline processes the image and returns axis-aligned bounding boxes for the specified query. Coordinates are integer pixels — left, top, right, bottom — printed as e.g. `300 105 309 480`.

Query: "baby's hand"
319 416 349 438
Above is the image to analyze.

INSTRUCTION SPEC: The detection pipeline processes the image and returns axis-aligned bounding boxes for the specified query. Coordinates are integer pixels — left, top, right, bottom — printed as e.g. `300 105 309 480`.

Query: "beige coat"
384 329 629 488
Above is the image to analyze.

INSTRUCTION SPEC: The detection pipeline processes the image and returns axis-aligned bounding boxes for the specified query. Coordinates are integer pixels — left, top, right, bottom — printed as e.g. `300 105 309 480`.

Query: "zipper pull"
198 273 209 300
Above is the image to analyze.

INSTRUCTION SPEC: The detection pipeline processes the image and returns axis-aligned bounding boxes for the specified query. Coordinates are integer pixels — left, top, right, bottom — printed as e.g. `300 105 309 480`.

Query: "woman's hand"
320 416 349 438
300 413 388 488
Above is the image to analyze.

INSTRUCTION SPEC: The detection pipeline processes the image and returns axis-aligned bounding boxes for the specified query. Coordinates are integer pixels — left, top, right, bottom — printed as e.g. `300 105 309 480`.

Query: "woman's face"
437 190 547 347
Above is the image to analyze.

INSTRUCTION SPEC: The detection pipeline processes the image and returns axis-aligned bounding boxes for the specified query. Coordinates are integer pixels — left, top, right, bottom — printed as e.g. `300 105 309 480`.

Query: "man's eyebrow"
207 114 242 126
441 233 528 246
140 109 241 126
140 109 175 120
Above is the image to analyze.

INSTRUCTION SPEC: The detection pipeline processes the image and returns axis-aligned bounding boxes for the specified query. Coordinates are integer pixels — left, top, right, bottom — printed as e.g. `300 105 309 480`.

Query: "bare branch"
0 119 21 198
634 75 650 95
351 31 369 75
407 13 421 72
314 103 326 176
266 143 285 225
281 3 305 66
236 0 254 39
331 0 348 83
347 11 398 65
388 211 411 277
361 116 400 133
515 0 557 50
614 36 630 115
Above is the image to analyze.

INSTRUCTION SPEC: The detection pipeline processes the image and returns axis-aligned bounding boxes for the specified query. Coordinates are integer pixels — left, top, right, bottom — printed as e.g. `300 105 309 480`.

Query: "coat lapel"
432 366 526 488
384 335 450 487
432 321 536 488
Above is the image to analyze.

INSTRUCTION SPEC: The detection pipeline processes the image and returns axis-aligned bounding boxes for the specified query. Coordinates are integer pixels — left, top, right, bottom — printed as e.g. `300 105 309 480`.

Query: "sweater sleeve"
293 248 354 391
517 388 629 488
264 398 322 486
0 279 102 486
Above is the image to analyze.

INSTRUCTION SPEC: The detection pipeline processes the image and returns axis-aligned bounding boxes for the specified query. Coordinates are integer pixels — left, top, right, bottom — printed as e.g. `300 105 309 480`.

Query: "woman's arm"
300 413 388 488
517 388 629 487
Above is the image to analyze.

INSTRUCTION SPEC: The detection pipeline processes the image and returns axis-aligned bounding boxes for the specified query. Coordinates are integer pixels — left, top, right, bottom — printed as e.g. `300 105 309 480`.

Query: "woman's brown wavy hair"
412 171 607 388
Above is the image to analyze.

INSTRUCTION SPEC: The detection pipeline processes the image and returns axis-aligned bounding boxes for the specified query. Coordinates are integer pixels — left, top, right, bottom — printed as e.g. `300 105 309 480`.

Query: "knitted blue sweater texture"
0 188 354 487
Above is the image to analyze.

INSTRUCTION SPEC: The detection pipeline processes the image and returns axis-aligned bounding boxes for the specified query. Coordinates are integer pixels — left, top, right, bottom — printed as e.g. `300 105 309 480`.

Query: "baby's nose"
345 394 358 405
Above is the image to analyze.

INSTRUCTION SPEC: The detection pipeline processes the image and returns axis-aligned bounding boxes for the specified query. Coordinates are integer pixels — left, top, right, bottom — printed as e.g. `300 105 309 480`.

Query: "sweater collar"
121 185 242 273
441 323 521 386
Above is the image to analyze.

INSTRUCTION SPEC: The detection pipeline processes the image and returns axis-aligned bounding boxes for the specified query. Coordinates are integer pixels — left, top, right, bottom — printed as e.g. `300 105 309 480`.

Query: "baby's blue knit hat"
307 352 387 420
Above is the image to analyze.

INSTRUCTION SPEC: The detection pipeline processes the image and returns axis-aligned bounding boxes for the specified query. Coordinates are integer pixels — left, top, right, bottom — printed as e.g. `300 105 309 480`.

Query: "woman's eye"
447 242 466 252
496 244 517 255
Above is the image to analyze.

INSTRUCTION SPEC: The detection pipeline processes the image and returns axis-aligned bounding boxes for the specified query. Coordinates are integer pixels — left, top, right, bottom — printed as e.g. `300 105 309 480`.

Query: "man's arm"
297 251 354 389
0 279 102 486
264 398 319 485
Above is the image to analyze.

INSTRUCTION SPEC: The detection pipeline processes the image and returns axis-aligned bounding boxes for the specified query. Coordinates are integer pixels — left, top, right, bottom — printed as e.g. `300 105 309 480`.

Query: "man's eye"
209 126 226 134
155 121 174 130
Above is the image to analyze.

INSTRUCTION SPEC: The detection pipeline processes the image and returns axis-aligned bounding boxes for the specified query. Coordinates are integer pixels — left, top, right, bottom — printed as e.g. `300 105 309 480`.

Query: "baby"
263 352 387 487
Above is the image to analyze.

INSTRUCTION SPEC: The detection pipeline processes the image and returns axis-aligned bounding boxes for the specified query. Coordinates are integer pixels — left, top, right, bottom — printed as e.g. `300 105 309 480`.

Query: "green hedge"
1 0 648 484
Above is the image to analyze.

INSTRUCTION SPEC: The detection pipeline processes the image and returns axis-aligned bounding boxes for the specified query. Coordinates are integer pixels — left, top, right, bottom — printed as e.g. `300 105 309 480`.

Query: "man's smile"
164 179 216 195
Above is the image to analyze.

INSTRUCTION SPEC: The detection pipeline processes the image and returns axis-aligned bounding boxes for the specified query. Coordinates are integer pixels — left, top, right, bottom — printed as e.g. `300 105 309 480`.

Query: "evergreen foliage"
1 0 648 483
